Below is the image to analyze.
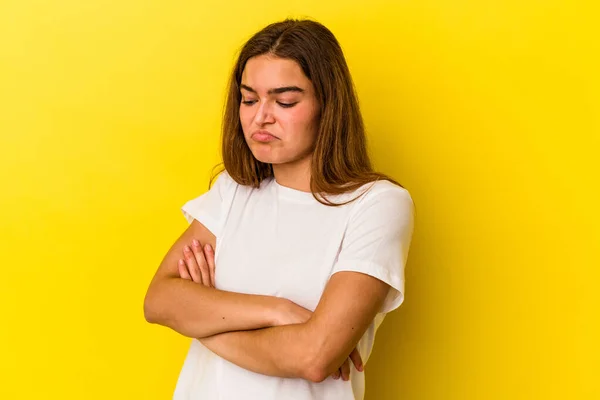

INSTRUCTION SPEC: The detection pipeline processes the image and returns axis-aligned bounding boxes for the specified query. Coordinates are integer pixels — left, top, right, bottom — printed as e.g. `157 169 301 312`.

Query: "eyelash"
241 100 298 108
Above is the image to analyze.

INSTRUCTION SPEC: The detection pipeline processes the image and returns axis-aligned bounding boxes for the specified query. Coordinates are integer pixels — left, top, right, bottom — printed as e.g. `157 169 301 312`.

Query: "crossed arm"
144 220 390 383
197 269 387 382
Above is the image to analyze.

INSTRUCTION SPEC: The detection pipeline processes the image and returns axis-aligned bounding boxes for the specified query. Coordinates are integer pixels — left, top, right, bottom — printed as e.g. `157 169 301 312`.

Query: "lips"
251 131 278 142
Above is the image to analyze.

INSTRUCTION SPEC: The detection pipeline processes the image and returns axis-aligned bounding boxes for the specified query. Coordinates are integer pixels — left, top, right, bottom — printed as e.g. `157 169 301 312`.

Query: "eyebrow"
240 84 305 95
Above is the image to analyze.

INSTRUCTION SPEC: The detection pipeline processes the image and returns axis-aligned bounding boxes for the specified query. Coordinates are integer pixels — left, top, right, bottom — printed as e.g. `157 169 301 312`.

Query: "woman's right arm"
143 219 286 339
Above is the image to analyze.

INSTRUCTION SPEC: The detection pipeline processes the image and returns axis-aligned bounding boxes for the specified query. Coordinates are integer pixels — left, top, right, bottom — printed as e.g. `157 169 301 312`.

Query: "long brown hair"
213 18 404 206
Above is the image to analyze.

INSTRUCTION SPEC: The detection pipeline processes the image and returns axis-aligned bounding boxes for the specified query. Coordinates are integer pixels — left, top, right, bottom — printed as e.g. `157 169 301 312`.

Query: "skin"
144 221 288 339
178 242 362 381
144 54 391 383
191 54 359 380
240 54 320 192
240 55 356 379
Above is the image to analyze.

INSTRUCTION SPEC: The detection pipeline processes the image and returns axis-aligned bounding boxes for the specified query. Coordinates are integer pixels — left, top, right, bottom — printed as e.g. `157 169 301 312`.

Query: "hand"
178 241 363 380
178 239 215 287
273 299 313 326
331 347 363 381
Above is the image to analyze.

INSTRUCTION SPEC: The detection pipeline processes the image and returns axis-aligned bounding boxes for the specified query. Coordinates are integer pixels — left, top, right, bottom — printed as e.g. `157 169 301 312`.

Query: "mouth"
251 131 279 143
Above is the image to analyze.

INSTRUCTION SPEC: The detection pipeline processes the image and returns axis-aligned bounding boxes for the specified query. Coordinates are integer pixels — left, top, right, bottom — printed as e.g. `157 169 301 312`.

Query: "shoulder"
213 169 235 186
362 179 412 201
352 180 414 217
211 169 239 196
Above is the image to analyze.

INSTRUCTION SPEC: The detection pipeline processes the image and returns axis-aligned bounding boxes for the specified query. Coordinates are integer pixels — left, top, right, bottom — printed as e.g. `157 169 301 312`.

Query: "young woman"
144 18 415 400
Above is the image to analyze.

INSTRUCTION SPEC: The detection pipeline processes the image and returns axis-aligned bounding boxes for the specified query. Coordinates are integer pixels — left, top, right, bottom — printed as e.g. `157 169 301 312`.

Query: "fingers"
332 351 361 381
330 359 350 381
204 244 216 287
182 245 202 283
331 368 341 380
340 358 350 381
349 347 364 372
178 259 192 280
181 240 214 287
191 239 211 287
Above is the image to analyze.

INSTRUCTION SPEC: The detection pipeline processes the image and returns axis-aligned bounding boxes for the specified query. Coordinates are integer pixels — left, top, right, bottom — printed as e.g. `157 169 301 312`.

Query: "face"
239 55 320 165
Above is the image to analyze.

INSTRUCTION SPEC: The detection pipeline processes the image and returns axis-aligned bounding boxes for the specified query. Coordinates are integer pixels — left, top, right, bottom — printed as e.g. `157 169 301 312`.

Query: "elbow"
143 297 157 324
299 339 352 383
294 329 337 382
303 365 329 383
302 354 337 383
143 285 164 324
304 357 351 383
305 353 349 383
144 278 177 325
299 348 333 383
143 282 204 338
143 295 158 324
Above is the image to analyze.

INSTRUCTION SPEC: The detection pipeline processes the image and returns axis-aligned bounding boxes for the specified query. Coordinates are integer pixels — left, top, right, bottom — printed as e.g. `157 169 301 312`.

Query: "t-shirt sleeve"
330 185 415 314
180 171 235 237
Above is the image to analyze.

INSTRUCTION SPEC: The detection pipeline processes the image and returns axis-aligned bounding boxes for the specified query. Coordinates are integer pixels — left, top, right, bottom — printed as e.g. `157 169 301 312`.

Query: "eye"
277 101 298 108
241 99 257 106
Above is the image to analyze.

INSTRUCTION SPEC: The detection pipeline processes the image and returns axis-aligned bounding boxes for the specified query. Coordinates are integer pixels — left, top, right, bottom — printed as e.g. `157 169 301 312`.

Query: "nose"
254 101 275 125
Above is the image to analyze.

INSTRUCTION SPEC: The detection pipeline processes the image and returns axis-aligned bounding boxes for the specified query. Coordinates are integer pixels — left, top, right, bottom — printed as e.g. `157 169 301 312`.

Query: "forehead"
241 55 311 92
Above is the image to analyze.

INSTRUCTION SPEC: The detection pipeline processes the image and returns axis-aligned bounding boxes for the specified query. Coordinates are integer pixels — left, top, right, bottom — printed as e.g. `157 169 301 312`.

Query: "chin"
252 153 283 164
248 145 283 164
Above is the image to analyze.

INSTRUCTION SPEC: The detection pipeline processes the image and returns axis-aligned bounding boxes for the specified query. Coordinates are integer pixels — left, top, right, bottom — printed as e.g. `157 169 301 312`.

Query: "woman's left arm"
198 187 414 382
198 269 388 383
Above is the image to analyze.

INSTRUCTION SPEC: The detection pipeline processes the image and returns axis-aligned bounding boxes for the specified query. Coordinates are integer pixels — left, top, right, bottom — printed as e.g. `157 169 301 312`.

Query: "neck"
272 155 312 193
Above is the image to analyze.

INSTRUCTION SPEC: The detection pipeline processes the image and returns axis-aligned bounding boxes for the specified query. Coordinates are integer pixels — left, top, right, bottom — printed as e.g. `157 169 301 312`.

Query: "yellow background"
1 1 598 399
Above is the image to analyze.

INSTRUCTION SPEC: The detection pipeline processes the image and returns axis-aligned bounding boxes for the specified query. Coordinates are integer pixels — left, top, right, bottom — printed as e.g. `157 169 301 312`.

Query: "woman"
144 18 415 400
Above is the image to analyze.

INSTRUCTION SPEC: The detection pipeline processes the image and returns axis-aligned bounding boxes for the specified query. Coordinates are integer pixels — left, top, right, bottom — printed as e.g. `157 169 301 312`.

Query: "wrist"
268 297 290 327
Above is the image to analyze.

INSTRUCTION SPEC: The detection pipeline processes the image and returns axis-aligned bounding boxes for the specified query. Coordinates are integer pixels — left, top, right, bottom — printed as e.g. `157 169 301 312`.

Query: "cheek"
279 107 317 137
239 108 253 132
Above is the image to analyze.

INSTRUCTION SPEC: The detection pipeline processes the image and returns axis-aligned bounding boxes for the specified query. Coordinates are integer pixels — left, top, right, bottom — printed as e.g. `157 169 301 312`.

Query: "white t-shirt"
173 170 415 400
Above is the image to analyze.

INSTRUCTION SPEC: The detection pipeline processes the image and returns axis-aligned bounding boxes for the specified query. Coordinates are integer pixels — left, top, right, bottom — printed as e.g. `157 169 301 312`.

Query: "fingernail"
192 239 200 247
184 246 190 252
205 244 212 252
